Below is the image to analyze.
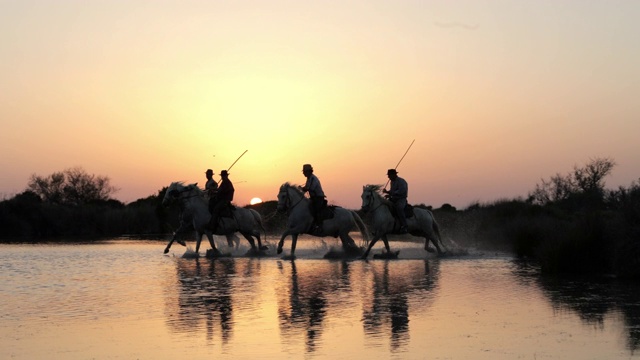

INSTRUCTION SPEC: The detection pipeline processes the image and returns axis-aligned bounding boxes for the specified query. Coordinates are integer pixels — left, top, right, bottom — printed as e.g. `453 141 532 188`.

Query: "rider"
301 164 325 232
383 169 408 233
205 169 218 212
208 170 234 232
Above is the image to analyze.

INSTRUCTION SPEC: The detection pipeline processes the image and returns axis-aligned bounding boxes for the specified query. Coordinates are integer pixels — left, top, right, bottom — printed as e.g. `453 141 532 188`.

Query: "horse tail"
350 210 370 245
430 210 445 249
250 208 267 242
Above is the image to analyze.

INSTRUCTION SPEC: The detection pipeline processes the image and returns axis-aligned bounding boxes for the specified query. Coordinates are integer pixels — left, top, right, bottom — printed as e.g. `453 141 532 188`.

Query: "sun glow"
250 197 263 205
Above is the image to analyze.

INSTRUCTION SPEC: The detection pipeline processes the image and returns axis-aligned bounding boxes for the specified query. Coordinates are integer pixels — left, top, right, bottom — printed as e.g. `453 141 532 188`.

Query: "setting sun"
250 197 263 205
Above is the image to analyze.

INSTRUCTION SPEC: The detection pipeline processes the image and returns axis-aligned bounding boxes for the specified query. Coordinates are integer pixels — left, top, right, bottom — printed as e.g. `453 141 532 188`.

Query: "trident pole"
384 139 415 189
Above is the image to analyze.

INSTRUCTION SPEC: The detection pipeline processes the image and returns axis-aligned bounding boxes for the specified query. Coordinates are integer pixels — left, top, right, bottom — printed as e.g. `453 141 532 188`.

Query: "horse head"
277 182 304 213
162 182 200 205
361 184 384 213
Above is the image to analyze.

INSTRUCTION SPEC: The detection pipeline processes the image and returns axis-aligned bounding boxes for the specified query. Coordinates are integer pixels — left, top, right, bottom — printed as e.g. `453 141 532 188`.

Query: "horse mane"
364 184 384 195
281 182 305 196
364 184 392 205
169 181 204 196
187 183 205 196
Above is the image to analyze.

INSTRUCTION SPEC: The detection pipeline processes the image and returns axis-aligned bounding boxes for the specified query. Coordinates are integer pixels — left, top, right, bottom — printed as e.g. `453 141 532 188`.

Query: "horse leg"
277 230 291 254
226 233 240 249
195 231 203 254
204 231 224 258
164 237 175 254
382 234 392 253
290 233 298 258
240 232 257 251
164 223 190 253
255 232 263 249
339 232 361 256
426 233 444 254
361 235 382 259
338 231 358 249
253 230 268 251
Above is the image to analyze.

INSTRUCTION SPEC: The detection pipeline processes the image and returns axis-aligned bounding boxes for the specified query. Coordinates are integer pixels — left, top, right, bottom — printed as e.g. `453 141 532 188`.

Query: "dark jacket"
389 177 408 201
217 178 234 202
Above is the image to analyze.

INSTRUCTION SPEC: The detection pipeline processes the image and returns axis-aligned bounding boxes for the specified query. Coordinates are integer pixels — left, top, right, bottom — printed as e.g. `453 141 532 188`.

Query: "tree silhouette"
528 157 616 207
27 167 118 206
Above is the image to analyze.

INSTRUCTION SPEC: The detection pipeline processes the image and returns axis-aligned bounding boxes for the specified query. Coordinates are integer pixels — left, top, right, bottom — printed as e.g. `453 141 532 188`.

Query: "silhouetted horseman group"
201 163 414 238
164 148 444 259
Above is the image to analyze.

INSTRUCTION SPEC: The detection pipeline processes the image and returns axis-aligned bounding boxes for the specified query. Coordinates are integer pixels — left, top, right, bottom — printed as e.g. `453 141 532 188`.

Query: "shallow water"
1 238 639 359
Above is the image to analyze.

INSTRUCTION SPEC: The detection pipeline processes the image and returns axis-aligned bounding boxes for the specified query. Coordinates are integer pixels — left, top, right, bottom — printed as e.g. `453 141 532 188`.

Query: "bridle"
278 185 305 213
362 188 385 213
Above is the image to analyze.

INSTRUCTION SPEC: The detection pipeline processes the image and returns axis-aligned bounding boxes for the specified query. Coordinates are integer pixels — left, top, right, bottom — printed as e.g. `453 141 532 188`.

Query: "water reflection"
167 258 236 344
537 275 640 353
276 260 344 353
362 260 439 350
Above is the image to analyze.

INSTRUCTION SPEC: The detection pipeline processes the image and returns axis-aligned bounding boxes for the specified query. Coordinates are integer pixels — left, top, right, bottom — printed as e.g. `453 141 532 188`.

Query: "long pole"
217 150 248 184
226 150 248 172
384 139 415 189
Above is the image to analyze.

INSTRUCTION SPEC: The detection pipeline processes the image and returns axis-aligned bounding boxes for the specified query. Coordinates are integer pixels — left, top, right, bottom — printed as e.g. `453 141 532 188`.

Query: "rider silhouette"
205 169 218 212
208 170 234 232
301 164 325 232
383 169 408 233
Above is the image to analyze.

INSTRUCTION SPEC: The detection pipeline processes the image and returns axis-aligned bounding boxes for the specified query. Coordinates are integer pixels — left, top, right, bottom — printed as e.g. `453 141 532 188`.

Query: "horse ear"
363 185 365 190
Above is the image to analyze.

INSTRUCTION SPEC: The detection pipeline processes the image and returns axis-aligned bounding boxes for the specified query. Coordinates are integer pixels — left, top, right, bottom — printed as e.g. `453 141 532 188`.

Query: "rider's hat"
302 164 313 172
205 169 214 175
387 169 398 176
220 170 229 176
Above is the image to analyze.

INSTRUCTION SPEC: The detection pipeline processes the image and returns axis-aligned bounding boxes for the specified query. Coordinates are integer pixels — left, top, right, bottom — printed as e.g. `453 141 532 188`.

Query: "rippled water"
1 238 639 359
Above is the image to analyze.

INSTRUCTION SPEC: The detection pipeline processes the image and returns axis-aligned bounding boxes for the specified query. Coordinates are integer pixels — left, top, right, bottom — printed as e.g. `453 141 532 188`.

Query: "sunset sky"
1 1 639 209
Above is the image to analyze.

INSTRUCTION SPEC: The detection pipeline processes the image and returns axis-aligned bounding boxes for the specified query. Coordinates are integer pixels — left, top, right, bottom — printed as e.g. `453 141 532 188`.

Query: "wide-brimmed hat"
302 164 313 171
220 170 229 176
205 169 214 175
387 169 398 176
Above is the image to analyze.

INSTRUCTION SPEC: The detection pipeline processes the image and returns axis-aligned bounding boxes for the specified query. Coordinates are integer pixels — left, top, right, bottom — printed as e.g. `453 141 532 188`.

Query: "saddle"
387 203 414 233
220 204 235 218
318 205 337 222
308 200 336 223
388 203 415 219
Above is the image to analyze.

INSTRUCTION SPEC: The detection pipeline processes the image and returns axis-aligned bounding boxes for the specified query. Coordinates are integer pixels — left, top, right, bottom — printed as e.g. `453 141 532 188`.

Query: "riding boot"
310 217 322 233
209 216 218 232
399 220 408 234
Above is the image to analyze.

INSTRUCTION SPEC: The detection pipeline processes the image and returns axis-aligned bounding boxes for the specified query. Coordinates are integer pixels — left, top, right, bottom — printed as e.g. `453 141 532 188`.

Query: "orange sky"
1 1 639 209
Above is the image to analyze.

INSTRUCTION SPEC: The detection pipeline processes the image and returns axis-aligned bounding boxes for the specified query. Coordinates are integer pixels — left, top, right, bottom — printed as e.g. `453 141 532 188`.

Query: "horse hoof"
206 249 223 258
245 248 263 257
163 248 169 254
373 250 399 259
260 246 269 251
177 240 186 247
277 246 283 255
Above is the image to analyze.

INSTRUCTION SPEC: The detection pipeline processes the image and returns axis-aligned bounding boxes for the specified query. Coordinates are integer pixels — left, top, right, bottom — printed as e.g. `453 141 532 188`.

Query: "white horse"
162 182 267 256
360 184 445 259
276 182 368 259
163 206 241 254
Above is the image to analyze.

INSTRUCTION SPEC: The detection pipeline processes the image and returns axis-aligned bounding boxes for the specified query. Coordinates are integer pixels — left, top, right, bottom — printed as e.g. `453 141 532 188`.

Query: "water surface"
1 238 639 359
